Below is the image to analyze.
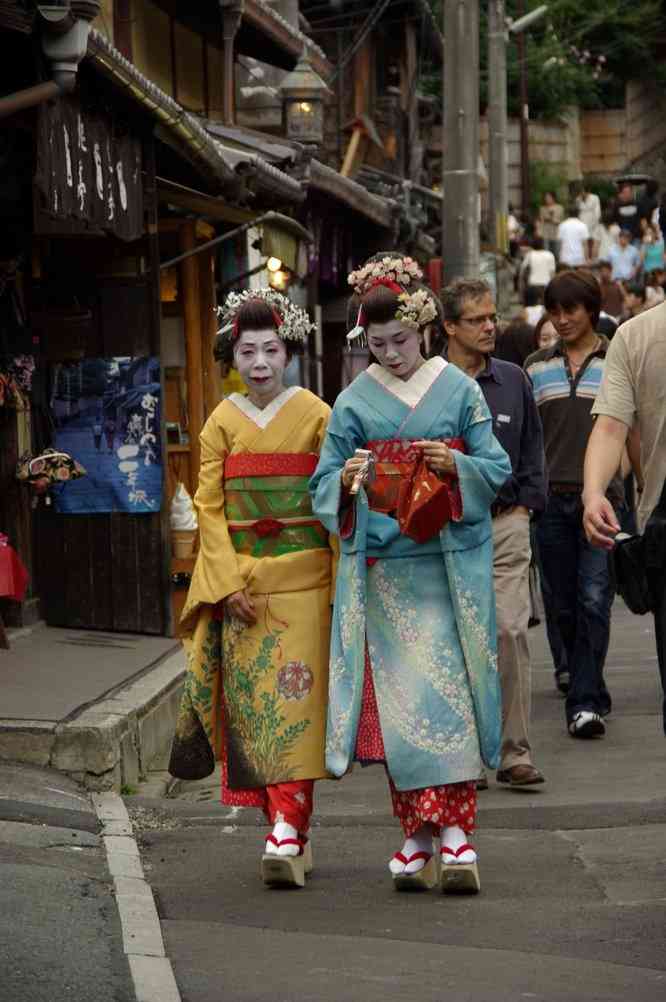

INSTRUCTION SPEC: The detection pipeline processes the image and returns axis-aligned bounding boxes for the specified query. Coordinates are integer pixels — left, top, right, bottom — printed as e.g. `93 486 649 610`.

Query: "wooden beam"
180 220 205 479
340 127 366 178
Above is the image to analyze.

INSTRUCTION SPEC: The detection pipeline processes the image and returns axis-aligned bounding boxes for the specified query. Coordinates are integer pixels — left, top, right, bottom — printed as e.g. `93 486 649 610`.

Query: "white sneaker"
568 711 605 739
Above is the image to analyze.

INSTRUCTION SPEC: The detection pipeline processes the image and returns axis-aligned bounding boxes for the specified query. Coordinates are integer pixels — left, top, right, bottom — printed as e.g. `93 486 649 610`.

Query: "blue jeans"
536 494 613 722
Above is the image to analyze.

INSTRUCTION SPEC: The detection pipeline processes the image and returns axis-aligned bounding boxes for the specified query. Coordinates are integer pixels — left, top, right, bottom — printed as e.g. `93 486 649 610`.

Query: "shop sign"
35 94 143 242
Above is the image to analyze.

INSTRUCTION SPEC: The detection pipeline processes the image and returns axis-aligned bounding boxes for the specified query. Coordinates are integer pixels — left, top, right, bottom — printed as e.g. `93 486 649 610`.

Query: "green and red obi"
224 453 328 558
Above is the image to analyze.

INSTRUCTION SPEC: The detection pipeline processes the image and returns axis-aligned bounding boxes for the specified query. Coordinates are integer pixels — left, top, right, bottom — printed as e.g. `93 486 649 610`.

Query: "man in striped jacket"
525 270 624 739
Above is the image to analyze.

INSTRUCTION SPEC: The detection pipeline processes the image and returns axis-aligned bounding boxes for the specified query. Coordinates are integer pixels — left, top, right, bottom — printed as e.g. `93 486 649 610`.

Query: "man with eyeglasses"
442 278 547 788
525 269 624 740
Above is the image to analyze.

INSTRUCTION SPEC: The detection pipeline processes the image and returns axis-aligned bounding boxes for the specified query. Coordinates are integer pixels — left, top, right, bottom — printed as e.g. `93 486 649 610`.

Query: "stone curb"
92 791 182 1002
0 647 186 791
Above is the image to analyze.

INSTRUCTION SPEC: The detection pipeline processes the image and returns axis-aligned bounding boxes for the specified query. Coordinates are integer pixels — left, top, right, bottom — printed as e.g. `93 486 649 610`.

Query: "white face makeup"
233 328 288 406
366 318 424 381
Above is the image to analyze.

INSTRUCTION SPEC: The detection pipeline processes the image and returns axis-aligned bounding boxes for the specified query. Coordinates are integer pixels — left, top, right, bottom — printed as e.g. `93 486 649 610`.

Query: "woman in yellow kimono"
170 289 334 888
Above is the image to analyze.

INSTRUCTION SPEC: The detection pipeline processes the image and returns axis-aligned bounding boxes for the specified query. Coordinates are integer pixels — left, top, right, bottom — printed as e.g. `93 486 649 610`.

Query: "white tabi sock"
388 823 434 875
440 824 476 864
265 820 300 857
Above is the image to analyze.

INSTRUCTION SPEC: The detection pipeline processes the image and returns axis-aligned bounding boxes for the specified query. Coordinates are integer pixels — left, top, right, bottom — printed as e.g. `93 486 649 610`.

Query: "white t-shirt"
521 248 556 286
557 217 589 266
577 193 601 237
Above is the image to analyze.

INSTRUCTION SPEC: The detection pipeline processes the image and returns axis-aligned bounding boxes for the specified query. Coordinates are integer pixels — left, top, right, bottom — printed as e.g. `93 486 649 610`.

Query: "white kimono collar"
366 356 447 409
227 386 301 429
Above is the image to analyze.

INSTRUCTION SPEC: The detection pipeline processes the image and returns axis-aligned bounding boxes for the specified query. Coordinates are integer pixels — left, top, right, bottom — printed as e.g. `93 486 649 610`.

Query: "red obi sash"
364 438 465 544
224 452 319 479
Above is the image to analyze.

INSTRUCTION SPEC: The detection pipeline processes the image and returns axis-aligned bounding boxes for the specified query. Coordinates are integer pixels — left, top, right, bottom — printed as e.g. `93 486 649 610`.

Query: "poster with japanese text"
52 357 162 514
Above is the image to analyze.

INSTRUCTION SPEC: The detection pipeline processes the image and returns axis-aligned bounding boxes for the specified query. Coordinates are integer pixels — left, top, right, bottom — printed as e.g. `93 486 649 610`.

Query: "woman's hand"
413 440 457 476
224 589 257 625
341 455 369 490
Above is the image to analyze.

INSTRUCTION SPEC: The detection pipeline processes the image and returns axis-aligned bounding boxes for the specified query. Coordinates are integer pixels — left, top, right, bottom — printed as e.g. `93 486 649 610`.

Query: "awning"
307 160 396 229
213 141 305 204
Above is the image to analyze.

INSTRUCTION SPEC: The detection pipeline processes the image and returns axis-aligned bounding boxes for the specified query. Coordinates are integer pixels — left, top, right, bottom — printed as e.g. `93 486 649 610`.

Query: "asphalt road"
0 765 134 1002
132 603 666 1002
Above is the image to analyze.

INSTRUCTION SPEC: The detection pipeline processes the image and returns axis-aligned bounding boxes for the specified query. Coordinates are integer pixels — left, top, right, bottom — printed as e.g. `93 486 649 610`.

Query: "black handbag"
613 533 652 615
613 477 666 616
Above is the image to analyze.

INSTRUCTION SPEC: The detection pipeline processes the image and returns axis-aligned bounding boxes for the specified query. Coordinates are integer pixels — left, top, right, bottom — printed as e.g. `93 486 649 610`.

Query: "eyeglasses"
457 313 500 327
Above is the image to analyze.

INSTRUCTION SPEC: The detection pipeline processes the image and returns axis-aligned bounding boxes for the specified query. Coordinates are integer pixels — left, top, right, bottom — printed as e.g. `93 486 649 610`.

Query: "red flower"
277 661 314 701
253 518 283 538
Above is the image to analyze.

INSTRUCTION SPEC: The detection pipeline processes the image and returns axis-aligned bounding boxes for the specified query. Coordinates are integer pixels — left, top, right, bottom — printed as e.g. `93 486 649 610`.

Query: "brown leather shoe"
496 764 545 787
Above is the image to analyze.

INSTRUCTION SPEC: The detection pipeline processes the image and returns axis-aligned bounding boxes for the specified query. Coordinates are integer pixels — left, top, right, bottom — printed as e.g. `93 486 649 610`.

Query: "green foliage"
528 161 569 217
424 0 665 120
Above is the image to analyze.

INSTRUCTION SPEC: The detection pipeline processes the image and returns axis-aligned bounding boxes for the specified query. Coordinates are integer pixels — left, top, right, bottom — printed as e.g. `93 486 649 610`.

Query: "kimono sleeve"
453 380 512 525
309 396 365 538
187 413 245 610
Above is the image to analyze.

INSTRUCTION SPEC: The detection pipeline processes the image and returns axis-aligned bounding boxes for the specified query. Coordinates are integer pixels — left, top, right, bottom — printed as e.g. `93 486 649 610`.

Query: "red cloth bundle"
396 438 466 544
0 534 29 601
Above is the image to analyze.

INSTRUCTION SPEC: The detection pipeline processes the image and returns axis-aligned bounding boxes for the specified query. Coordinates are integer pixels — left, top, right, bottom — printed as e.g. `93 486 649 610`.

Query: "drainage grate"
56 634 138 650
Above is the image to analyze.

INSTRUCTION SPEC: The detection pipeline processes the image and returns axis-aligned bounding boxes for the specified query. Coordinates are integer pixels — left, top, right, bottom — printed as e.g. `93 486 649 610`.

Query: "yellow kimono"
171 387 334 797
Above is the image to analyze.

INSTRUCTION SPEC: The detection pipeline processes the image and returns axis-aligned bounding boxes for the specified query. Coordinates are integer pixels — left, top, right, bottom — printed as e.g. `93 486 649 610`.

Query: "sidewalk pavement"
0 622 185 790
126 602 666 1002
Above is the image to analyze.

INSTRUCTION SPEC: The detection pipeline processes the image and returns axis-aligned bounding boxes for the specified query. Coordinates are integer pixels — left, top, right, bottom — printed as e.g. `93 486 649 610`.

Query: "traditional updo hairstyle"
346 251 444 361
214 296 302 367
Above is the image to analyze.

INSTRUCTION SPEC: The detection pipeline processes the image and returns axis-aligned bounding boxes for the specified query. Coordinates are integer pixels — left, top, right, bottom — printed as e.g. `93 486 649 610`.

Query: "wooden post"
180 220 204 481
405 19 420 181
143 132 173 637
353 39 372 118
199 248 222 420
221 2 243 125
114 0 133 61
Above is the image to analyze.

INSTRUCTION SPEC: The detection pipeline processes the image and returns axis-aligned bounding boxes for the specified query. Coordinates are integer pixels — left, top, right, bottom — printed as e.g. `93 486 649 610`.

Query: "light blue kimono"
310 358 511 790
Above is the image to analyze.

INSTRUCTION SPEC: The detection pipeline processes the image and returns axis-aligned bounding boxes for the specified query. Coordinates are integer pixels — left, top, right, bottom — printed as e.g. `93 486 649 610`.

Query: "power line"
329 0 394 81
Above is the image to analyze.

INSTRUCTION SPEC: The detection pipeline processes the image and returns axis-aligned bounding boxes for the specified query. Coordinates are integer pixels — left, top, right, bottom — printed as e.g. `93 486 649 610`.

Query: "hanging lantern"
279 52 330 146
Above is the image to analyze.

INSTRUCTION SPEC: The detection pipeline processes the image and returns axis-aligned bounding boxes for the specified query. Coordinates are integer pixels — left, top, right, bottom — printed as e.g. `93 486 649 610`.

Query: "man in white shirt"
557 206 589 268
520 236 556 297
576 186 602 259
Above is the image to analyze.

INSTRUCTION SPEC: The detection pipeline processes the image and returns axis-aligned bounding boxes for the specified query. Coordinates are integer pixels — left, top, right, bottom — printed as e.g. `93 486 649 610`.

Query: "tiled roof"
252 0 327 63
86 29 302 203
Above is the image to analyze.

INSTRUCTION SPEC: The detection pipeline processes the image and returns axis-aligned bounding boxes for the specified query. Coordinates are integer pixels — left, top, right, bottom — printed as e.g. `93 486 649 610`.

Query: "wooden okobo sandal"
261 835 313 888
440 844 481 894
392 851 440 891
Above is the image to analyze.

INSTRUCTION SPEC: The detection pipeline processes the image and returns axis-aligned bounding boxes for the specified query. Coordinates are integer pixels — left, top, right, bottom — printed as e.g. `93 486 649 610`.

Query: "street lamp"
279 52 330 146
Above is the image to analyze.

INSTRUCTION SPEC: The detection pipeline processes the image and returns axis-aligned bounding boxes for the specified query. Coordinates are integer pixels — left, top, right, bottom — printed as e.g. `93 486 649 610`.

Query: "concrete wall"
479 111 581 210
580 82 666 181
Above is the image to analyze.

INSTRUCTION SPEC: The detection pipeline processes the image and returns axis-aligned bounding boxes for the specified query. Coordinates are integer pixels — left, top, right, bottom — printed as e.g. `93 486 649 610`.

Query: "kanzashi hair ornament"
216 289 314 344
346 305 367 350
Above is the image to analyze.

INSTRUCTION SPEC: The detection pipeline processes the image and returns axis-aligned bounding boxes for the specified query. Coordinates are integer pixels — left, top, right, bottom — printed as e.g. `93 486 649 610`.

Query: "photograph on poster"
52 356 162 514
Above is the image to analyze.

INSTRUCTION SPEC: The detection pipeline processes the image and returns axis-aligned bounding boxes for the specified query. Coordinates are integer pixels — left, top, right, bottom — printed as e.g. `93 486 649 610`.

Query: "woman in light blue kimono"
310 254 511 893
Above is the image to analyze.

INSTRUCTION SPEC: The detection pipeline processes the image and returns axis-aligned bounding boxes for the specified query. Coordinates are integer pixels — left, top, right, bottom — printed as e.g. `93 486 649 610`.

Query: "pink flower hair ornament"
346 257 437 348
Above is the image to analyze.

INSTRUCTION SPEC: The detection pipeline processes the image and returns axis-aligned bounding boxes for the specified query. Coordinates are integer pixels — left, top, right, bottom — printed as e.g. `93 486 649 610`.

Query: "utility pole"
487 0 508 253
517 0 530 218
442 0 480 282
